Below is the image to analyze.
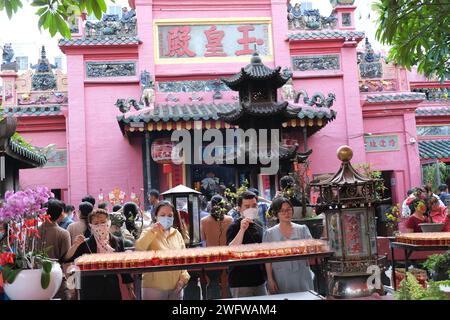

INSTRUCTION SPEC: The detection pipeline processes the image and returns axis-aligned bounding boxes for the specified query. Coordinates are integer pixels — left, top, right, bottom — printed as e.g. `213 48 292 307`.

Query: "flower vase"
3 263 63 300
386 225 398 237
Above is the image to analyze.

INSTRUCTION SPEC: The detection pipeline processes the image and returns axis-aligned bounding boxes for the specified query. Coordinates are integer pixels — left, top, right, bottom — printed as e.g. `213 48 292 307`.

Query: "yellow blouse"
135 226 190 290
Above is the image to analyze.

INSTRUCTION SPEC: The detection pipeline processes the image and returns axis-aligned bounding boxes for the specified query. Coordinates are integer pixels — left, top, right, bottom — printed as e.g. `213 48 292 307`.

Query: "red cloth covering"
405 215 429 233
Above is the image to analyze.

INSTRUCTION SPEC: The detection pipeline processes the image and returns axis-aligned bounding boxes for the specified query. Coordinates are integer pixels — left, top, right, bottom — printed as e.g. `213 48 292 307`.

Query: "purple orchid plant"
0 187 57 289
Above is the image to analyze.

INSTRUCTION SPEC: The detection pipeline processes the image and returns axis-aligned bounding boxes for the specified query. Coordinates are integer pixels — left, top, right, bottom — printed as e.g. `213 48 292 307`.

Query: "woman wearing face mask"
65 209 135 300
135 201 190 300
263 197 314 294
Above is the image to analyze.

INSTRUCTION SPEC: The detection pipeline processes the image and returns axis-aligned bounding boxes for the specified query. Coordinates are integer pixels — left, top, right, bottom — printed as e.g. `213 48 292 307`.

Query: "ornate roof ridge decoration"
364 92 426 104
287 30 365 41
1 105 63 117
412 87 449 102
1 43 19 72
30 46 57 91
288 4 338 31
84 8 136 38
222 52 291 90
330 0 356 7
59 7 137 48
419 139 450 160
284 90 337 120
416 106 450 116
58 36 141 47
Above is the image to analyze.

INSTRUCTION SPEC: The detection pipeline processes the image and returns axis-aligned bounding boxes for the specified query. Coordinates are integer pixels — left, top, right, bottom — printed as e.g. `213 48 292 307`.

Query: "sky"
0 0 388 74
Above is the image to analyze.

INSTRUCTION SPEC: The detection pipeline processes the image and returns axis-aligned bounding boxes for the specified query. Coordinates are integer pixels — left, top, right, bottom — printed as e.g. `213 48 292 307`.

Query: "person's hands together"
151 221 164 233
74 235 85 246
240 218 252 232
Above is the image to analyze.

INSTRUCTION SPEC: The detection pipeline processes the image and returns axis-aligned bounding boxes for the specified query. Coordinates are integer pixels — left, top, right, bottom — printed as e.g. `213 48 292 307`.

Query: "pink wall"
18 130 68 194
363 113 421 203
64 51 144 206
84 84 143 201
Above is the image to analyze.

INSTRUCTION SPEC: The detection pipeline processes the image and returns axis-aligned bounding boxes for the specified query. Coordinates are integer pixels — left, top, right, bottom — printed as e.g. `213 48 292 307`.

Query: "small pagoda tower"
220 52 293 129
30 46 57 91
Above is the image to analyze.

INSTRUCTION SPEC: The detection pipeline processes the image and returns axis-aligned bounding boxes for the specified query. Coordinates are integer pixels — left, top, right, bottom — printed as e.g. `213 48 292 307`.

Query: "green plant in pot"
423 252 450 281
395 272 449 300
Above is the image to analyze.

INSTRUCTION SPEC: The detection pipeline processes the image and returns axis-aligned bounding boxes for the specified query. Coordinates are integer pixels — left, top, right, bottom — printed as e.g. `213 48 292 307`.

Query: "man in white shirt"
401 189 415 217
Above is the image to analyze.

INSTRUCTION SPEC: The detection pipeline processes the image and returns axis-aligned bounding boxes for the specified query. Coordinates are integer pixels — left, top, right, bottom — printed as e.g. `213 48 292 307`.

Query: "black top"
68 234 133 300
226 218 266 288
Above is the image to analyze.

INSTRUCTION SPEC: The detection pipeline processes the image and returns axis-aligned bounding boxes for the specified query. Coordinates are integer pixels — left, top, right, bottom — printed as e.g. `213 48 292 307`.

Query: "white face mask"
242 207 258 220
157 216 174 230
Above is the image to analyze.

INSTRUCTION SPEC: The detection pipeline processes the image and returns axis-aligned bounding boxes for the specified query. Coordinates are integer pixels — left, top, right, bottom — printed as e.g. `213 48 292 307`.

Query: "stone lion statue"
1 43 14 64
281 79 296 101
141 82 155 107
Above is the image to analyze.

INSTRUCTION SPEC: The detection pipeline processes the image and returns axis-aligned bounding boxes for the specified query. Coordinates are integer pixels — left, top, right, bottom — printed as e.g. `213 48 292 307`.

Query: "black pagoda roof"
221 52 291 91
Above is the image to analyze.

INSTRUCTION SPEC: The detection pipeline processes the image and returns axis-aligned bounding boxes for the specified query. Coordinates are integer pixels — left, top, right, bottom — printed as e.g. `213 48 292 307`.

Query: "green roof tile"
59 36 141 47
416 106 450 117
365 92 426 104
118 103 337 124
0 105 63 117
287 30 365 41
419 139 450 160
8 139 47 166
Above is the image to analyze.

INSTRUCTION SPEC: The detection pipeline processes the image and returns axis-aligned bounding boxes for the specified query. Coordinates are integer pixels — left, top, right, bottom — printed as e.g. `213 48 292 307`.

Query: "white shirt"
401 195 415 217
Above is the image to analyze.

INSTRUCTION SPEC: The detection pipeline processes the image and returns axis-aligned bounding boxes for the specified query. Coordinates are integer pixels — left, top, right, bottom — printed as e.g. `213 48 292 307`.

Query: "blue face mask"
157 216 174 230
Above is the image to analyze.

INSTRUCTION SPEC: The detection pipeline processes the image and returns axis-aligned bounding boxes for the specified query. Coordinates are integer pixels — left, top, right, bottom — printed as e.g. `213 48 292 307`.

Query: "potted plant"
423 252 450 281
395 272 449 300
384 204 401 236
0 187 63 300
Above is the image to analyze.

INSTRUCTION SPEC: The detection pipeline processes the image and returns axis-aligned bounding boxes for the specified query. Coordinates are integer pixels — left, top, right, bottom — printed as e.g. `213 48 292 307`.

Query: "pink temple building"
1 0 449 209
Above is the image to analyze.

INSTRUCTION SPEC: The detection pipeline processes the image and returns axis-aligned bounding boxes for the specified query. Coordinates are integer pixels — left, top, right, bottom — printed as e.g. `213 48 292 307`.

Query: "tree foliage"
373 0 450 82
0 0 112 39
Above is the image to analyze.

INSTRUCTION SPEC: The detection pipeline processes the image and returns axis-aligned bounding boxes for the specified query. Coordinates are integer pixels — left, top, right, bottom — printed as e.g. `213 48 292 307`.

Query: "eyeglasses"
279 208 293 214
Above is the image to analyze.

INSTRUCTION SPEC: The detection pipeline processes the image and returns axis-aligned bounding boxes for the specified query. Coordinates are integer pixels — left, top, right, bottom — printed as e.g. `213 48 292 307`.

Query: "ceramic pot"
419 223 444 232
329 272 376 299
3 263 63 300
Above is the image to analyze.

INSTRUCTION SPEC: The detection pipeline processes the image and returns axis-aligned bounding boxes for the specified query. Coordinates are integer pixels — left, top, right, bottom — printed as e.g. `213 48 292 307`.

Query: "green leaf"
97 0 107 12
5 1 12 18
42 260 52 273
7 269 21 284
2 265 12 282
36 6 48 15
54 12 71 38
90 0 102 20
41 271 50 289
47 14 57 37
31 0 48 6
85 0 92 14
38 10 48 29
